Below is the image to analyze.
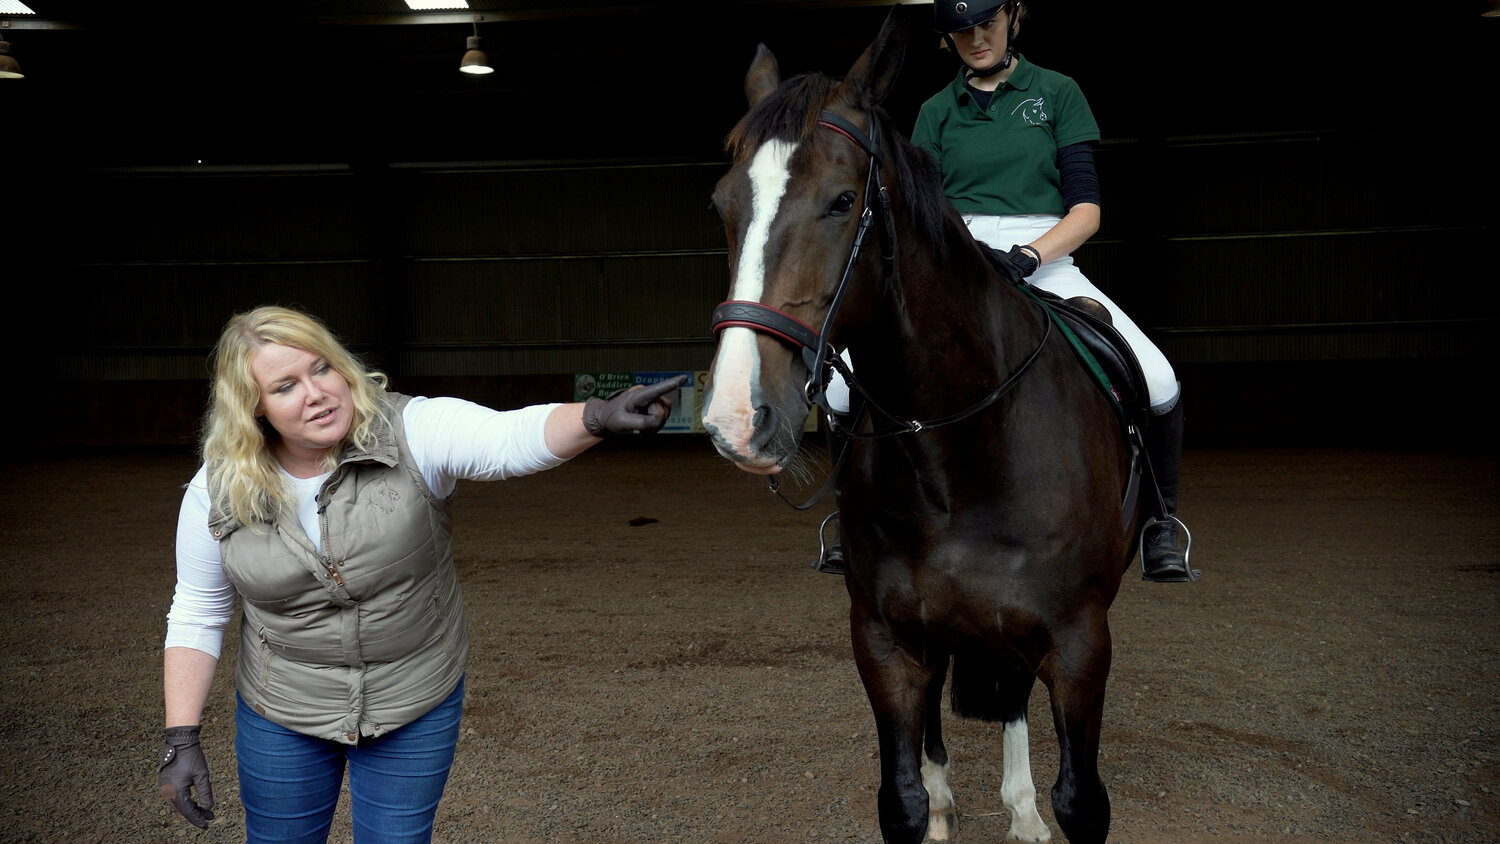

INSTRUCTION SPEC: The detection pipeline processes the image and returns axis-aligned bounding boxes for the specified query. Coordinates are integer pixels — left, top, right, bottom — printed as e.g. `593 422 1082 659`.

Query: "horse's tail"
949 652 1033 723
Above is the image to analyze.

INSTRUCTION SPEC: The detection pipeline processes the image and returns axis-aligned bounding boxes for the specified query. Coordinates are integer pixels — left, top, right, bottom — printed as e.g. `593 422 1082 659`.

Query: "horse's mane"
725 72 951 257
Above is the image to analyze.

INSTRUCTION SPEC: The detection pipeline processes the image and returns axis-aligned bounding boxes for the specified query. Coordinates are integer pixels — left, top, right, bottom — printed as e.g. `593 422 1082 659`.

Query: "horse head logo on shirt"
1011 96 1048 126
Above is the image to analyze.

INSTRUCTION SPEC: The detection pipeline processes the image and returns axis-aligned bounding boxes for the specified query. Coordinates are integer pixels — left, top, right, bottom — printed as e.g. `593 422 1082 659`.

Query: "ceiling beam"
4 0 931 29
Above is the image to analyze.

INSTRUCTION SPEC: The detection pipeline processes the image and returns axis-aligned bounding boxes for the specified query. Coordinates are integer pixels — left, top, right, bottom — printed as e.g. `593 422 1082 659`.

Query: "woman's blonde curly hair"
200 305 389 527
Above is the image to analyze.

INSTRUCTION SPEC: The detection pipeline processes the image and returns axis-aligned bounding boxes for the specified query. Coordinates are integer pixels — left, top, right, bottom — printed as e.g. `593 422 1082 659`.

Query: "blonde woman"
160 305 682 841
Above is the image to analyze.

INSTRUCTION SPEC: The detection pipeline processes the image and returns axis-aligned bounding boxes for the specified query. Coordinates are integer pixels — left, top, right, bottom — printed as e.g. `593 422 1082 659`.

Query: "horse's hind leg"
1002 717 1052 841
997 673 1051 842
920 657 955 841
1042 616 1114 844
954 654 1049 841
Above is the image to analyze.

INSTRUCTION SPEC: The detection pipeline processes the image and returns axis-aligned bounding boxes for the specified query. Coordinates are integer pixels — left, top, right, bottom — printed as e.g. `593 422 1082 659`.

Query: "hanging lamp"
459 20 492 75
0 39 22 79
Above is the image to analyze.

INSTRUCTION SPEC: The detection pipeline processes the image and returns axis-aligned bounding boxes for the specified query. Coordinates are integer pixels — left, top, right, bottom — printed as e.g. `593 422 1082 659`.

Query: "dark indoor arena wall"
8 2 1495 449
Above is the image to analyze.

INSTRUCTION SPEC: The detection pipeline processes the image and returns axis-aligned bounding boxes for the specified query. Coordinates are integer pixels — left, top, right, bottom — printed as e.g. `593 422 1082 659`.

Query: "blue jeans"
235 677 464 844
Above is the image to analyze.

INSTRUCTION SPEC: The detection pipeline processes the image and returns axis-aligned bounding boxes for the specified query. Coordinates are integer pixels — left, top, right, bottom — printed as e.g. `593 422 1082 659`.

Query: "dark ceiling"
5 1 942 166
3 2 1496 167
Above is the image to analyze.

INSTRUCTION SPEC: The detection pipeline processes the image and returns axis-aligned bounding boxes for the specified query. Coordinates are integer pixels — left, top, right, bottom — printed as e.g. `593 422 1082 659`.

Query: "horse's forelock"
725 73 837 163
723 71 949 258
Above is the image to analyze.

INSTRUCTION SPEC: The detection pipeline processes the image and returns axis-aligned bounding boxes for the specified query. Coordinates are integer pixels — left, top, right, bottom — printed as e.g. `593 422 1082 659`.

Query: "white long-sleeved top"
165 396 564 659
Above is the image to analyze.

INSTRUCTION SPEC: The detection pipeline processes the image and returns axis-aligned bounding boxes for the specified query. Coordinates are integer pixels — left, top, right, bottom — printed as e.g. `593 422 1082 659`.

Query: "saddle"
1019 286 1152 531
1028 289 1149 424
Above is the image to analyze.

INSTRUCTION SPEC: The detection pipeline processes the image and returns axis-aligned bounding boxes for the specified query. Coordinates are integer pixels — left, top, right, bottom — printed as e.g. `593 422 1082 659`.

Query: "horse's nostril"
749 404 780 452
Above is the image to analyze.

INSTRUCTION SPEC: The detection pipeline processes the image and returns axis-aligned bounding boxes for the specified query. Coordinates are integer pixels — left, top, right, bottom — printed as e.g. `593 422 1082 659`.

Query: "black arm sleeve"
1057 142 1101 211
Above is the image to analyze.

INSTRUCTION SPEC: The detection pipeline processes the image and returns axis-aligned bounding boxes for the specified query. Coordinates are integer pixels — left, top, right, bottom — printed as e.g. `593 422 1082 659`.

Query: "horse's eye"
830 191 858 217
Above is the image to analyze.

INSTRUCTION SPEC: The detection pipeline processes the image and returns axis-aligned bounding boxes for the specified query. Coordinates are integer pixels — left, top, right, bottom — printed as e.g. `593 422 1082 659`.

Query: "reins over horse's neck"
852 196 1047 428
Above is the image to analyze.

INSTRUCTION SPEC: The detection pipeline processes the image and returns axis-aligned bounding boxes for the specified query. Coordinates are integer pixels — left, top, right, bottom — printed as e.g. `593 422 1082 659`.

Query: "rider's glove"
996 244 1041 283
582 375 688 436
159 725 215 829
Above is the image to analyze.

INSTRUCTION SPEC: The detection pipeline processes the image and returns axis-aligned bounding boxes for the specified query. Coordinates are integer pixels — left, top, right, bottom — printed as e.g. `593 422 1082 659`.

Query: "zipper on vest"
316 472 344 585
318 506 343 585
275 521 344 586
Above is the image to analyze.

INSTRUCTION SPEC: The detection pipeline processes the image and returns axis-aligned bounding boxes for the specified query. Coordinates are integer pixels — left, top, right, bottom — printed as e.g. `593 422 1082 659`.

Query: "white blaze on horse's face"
703 138 800 473
738 138 797 303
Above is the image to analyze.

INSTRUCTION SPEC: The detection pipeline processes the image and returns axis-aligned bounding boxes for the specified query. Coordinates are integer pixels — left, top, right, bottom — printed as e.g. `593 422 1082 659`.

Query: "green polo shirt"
912 55 1100 216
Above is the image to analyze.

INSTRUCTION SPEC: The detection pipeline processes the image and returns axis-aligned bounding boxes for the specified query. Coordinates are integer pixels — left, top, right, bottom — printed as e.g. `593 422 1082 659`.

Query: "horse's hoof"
925 808 957 841
1007 814 1052 842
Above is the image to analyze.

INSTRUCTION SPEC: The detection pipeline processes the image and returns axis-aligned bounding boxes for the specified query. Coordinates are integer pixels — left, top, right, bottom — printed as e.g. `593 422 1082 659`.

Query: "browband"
816 111 880 159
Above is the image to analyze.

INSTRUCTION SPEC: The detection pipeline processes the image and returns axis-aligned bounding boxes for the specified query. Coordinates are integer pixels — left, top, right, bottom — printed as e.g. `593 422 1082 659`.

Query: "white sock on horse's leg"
922 751 956 841
1002 719 1052 842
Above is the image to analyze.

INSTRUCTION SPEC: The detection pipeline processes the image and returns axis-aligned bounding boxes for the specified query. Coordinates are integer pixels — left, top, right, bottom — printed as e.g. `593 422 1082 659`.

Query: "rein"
827 312 1051 438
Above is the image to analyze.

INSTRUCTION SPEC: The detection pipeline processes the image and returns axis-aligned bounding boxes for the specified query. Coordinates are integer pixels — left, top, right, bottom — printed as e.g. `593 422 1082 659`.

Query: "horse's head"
701 15 906 473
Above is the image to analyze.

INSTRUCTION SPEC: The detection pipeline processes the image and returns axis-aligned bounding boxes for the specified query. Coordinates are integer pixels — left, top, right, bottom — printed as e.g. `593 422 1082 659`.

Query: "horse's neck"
852 217 1044 415
901 219 1035 359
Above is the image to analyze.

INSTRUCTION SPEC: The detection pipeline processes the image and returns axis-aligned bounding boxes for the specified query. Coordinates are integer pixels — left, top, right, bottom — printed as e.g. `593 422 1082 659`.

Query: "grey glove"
159 725 214 829
582 375 688 436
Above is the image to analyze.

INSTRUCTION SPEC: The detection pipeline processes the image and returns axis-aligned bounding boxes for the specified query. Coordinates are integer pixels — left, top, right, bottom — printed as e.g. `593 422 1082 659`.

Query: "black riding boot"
1141 392 1195 582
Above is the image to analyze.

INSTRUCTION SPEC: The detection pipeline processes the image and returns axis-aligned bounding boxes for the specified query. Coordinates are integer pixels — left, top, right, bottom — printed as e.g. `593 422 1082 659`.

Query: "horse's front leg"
921 654 955 841
1041 613 1114 844
851 606 936 844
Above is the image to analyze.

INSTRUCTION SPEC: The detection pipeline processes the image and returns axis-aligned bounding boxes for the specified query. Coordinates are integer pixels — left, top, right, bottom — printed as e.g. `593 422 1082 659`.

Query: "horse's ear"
745 44 781 109
838 5 908 109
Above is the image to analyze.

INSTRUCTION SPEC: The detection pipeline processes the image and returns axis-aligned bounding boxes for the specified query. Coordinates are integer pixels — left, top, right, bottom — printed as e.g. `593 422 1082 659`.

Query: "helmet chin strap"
966 45 1014 77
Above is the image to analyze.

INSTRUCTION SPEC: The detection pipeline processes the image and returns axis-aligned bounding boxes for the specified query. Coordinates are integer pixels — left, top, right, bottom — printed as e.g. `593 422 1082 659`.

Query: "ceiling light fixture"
459 20 492 75
0 39 22 79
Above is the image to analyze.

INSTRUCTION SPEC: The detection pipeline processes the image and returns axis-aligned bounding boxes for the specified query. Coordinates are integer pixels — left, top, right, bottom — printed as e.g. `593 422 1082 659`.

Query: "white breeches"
825 215 1180 414
965 214 1180 411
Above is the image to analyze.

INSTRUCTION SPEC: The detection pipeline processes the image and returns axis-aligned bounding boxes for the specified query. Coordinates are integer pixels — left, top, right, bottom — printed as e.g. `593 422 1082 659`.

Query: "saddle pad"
1022 287 1149 425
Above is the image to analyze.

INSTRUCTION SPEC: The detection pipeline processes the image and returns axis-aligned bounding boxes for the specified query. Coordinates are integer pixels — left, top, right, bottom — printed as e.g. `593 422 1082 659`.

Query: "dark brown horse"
700 13 1142 844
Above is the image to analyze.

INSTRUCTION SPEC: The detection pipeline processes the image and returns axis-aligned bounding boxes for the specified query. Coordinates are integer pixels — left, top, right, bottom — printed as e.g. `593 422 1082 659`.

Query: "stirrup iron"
812 511 845 575
1139 514 1200 582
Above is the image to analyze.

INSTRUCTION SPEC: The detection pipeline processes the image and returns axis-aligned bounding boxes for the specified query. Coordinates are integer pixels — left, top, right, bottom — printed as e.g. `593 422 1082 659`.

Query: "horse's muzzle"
703 403 797 474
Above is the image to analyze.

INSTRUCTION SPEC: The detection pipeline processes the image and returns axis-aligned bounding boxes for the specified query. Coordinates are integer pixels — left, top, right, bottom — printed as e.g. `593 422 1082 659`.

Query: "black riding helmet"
935 0 1024 76
935 0 1011 33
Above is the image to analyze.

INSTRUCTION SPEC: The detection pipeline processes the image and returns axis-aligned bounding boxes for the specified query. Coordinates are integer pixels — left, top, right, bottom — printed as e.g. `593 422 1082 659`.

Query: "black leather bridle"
710 108 895 424
709 107 1051 443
